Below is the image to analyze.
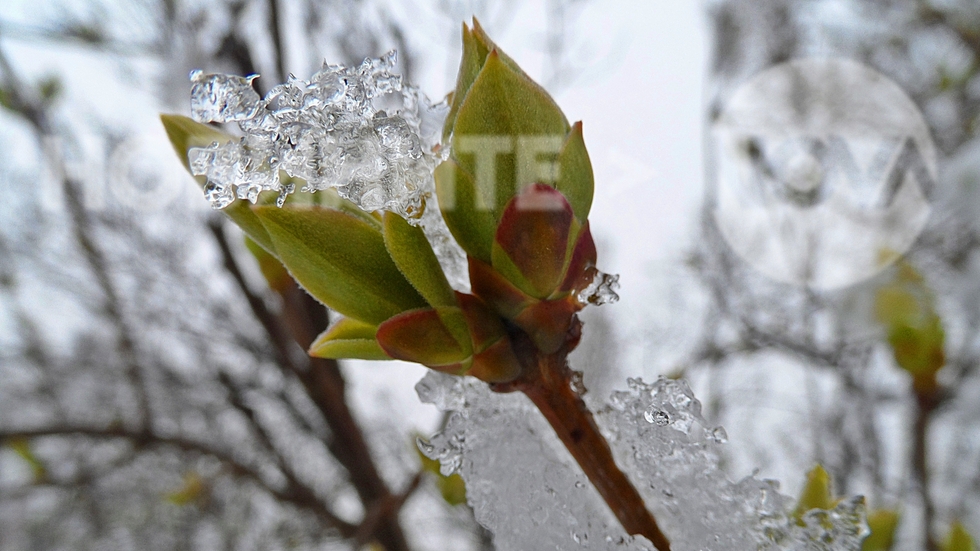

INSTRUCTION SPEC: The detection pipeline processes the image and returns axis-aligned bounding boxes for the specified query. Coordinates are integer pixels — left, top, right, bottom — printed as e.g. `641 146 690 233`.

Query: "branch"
208 221 413 551
0 45 152 430
0 425 357 536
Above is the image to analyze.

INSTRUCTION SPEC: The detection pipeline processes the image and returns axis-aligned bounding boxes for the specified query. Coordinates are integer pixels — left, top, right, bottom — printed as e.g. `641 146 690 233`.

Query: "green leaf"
442 22 492 142
942 522 976 551
449 50 568 230
253 206 427 325
434 158 497 262
443 18 534 141
794 465 835 524
382 212 457 308
165 472 205 507
8 438 46 482
862 510 900 551
555 122 594 223
376 307 472 367
309 317 390 361
160 114 276 253
875 261 946 396
160 114 232 172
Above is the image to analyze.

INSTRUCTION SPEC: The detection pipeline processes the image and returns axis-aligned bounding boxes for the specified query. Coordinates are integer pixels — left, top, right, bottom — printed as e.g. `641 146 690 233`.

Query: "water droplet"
577 271 620 306
190 73 262 123
644 409 670 426
415 436 436 458
574 481 585 488
711 426 728 443
569 370 587 396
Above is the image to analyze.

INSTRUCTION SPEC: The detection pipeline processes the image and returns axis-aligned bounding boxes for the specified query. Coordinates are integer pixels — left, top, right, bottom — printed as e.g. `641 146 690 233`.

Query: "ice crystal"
579 271 621 306
187 51 448 219
416 373 868 551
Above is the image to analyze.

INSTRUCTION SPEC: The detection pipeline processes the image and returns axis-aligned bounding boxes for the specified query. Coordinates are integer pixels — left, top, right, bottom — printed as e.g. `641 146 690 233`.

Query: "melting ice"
187 51 448 220
416 373 868 551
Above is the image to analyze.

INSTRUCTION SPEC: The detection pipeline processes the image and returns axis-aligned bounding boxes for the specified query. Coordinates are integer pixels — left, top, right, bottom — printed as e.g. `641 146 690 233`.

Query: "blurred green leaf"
8 438 46 482
862 509 900 551
942 522 976 551
165 471 206 507
416 436 467 506
794 465 835 525
38 76 62 103
874 262 945 394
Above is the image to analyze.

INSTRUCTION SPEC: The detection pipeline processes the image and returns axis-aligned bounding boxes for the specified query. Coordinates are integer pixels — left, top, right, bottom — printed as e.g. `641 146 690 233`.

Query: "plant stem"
912 388 939 551
492 332 672 551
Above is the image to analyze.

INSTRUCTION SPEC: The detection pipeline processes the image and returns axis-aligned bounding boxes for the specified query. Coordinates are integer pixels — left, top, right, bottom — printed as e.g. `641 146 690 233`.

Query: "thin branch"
0 425 357 536
0 44 153 431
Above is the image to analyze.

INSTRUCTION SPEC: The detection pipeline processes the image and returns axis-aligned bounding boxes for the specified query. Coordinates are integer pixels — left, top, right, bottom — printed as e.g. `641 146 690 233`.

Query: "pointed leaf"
376 307 471 367
556 122 594 222
161 114 275 252
382 212 456 308
794 465 835 524
254 206 426 325
443 19 543 141
450 51 569 226
435 158 497 262
467 337 523 383
862 510 900 551
309 317 391 360
160 114 231 171
310 337 390 361
942 522 975 551
468 256 535 320
558 221 598 297
443 23 492 141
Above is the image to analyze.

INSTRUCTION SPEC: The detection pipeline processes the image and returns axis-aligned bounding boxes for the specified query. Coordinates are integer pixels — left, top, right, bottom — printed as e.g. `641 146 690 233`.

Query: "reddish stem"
493 335 672 551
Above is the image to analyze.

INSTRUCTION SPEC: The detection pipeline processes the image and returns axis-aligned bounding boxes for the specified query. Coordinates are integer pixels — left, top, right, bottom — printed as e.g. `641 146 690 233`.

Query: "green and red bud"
375 293 521 383
436 20 594 265
469 184 597 353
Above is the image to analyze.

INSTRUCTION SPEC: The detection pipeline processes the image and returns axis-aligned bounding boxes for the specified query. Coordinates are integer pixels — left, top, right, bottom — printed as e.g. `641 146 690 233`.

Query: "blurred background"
0 1 977 550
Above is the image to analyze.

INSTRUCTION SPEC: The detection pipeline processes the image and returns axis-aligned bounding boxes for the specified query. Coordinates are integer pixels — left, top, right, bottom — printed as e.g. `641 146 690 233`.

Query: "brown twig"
912 389 940 551
492 323 672 551
0 426 357 536
209 223 413 551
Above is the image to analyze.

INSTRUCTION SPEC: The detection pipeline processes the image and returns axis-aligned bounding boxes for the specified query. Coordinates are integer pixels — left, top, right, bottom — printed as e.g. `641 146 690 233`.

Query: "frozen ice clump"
187 51 448 219
579 271 621 306
416 372 868 550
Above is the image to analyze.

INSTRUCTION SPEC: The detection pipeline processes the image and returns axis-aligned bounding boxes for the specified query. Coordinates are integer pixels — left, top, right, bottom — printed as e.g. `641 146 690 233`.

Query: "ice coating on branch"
187 51 449 219
415 373 868 551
